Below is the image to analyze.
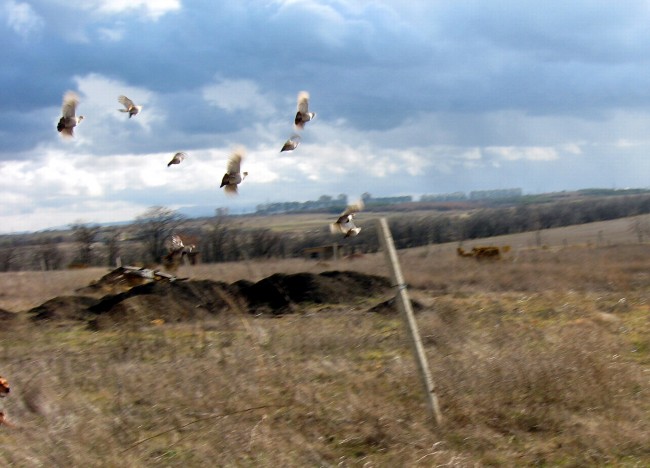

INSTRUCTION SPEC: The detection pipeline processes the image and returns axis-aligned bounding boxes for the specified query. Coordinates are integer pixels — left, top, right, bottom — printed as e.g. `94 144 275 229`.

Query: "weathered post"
376 217 443 425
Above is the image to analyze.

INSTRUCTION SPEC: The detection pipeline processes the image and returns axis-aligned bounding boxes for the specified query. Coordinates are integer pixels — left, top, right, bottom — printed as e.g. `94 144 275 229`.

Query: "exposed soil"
0 308 17 321
0 308 18 330
29 296 100 322
27 271 392 329
367 296 425 315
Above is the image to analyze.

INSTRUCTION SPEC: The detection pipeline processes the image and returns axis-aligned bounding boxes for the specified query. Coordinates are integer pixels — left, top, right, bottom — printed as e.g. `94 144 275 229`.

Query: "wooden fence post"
376 217 443 425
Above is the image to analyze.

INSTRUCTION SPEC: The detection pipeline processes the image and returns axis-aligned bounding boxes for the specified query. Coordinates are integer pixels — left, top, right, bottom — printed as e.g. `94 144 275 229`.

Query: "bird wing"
61 91 79 118
330 222 345 234
118 95 134 110
339 200 364 218
226 150 244 174
168 152 185 166
281 135 300 152
297 91 310 114
170 235 184 249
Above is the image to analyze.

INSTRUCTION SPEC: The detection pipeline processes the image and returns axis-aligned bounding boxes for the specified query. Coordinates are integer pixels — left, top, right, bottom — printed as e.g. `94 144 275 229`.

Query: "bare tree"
135 206 185 263
104 229 122 266
0 247 15 272
248 228 284 259
32 238 64 270
70 222 100 265
204 212 230 263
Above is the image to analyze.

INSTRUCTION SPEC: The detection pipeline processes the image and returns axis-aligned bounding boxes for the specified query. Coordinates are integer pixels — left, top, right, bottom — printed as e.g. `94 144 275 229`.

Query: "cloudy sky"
1 0 650 232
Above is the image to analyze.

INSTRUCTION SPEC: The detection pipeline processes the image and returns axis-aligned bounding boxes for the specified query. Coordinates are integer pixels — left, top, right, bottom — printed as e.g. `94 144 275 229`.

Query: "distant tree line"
164 192 650 261
3 193 650 271
383 193 650 250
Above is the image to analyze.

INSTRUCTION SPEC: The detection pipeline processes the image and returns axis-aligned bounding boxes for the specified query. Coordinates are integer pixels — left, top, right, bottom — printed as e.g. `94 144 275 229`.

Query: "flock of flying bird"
56 90 364 238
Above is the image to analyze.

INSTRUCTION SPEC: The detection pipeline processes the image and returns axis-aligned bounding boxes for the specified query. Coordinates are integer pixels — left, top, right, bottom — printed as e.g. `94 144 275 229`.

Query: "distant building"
420 192 468 202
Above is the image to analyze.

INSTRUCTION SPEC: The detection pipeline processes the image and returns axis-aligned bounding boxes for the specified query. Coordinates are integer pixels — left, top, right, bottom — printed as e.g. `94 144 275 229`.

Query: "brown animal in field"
0 376 9 397
457 246 501 260
472 246 501 260
456 247 474 258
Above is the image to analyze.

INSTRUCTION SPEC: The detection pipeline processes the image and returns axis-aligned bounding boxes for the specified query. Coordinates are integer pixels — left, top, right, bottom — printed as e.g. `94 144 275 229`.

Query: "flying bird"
330 201 364 238
57 91 84 137
294 91 315 129
170 235 184 251
220 148 248 195
169 234 195 255
167 152 187 167
118 95 142 118
280 134 301 152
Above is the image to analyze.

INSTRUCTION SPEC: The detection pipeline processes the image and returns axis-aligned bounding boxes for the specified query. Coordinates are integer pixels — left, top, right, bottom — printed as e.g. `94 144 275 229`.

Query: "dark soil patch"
236 271 391 314
367 297 425 315
0 308 18 329
87 280 239 329
28 296 100 322
0 308 16 321
30 270 391 328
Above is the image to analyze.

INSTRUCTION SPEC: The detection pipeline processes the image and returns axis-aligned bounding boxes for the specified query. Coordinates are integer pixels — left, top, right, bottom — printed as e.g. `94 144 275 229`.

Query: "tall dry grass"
0 243 648 465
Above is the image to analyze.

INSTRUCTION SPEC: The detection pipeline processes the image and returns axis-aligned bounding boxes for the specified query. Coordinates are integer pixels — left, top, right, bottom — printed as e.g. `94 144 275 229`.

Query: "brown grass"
0 231 649 465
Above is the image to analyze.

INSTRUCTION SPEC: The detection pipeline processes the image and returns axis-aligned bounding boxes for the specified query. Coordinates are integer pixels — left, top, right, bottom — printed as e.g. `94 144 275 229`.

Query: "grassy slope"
0 218 648 466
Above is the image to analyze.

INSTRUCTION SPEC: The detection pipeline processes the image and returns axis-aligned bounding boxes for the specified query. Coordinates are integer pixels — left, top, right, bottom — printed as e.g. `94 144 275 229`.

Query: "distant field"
229 209 429 233
0 215 646 311
229 209 646 243
458 215 643 250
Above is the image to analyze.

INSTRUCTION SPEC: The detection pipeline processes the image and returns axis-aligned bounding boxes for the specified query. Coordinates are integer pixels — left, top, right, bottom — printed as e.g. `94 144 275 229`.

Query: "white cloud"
91 0 180 20
3 0 44 38
97 27 125 42
202 78 276 117
484 146 560 162
559 143 582 155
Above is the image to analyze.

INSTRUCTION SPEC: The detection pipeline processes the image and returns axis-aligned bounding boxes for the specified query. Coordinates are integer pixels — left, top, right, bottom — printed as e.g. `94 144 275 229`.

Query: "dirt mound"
236 271 391 314
76 265 184 296
31 270 391 328
0 308 17 326
367 297 425 315
29 296 99 322
0 308 16 320
87 279 240 329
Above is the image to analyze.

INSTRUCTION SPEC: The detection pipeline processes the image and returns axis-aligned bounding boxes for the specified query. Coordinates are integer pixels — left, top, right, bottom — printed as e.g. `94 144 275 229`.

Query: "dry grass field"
0 218 649 466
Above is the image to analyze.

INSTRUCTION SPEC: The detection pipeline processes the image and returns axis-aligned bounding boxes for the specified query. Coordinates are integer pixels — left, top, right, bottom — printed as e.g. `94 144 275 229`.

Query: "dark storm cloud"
0 0 428 151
